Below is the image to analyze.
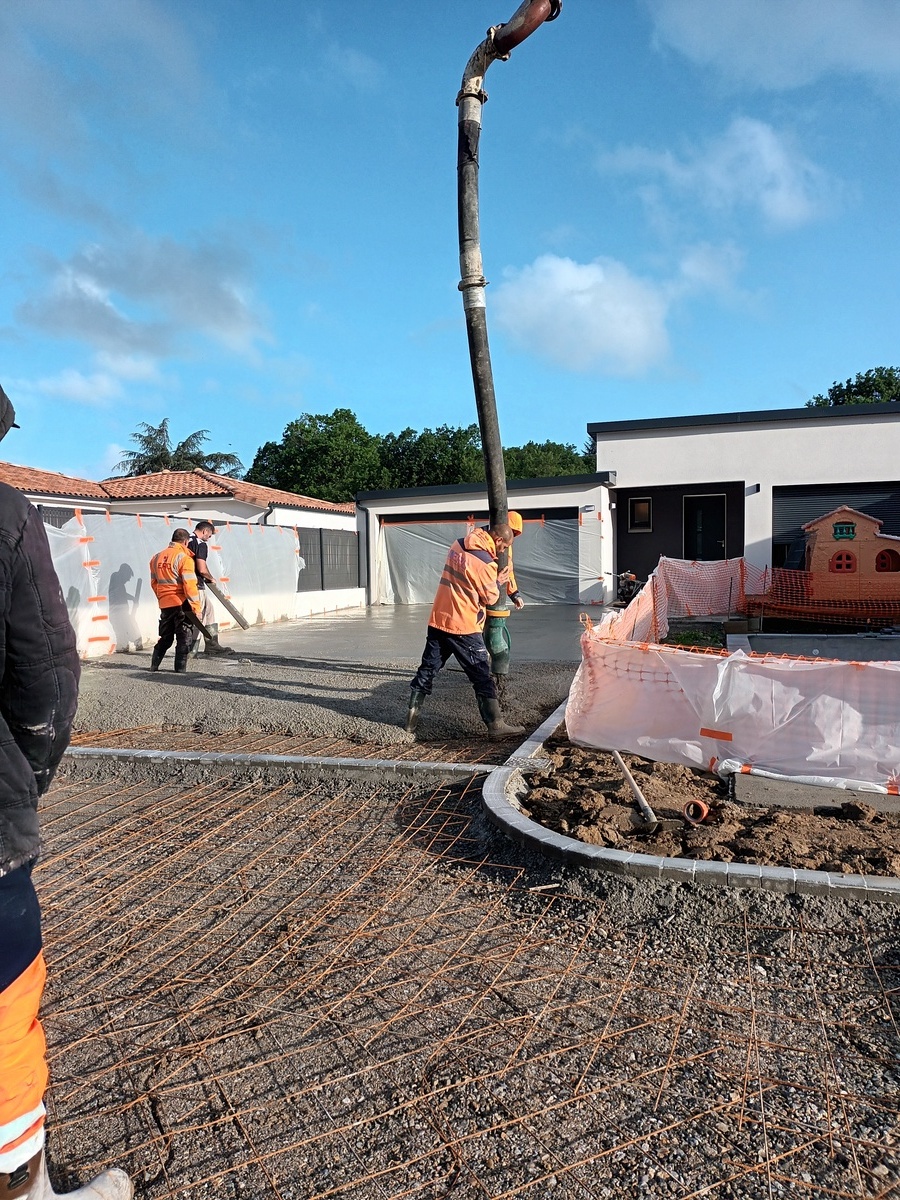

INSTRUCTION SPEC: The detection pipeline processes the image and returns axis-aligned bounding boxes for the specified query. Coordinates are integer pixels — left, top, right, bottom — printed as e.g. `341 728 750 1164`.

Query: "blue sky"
2 0 899 481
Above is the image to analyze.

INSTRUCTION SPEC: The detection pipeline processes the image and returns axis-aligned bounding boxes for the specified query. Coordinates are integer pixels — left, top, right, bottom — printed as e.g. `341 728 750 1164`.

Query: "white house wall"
359 482 613 605
269 506 355 530
47 512 363 658
594 412 900 570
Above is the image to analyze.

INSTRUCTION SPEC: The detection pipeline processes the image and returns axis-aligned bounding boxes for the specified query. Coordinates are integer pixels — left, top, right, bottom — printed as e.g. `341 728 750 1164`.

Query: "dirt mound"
521 736 900 877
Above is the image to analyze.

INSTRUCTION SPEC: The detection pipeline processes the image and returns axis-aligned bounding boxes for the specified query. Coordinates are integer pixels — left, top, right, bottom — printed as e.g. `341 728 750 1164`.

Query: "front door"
683 494 727 560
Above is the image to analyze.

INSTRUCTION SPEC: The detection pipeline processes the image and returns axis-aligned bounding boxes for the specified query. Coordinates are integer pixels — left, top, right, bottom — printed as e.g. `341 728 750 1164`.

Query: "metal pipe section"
456 0 561 532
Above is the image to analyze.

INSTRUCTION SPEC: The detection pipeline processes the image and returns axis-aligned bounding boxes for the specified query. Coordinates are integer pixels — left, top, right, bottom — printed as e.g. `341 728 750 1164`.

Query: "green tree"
114 418 243 477
806 367 900 407
245 409 384 503
379 424 484 489
503 440 593 479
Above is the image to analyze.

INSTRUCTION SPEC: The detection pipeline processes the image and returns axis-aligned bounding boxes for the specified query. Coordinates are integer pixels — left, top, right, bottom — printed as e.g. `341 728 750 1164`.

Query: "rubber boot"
173 650 189 673
149 646 164 672
202 637 232 656
0 1149 132 1199
477 695 525 741
405 688 427 734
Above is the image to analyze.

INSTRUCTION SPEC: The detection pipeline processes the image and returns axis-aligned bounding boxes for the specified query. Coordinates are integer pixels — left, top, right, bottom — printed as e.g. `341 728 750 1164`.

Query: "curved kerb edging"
482 701 900 906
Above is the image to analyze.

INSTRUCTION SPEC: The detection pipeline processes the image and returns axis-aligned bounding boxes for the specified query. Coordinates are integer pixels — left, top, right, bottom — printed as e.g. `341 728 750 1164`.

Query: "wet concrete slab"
214 603 591 664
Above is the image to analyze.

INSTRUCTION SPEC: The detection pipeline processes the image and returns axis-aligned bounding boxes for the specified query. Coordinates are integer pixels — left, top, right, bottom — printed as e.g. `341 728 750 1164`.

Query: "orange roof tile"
0 461 109 500
221 475 354 514
0 461 353 515
100 468 354 514
101 470 234 499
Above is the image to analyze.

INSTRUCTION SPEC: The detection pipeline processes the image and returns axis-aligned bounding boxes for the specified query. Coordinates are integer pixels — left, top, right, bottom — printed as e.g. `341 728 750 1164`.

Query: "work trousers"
0 864 48 1171
154 601 194 659
190 590 216 650
411 627 497 700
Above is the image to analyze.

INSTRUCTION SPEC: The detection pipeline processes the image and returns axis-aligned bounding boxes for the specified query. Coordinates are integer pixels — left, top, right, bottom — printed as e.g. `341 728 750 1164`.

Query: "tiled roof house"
0 463 354 529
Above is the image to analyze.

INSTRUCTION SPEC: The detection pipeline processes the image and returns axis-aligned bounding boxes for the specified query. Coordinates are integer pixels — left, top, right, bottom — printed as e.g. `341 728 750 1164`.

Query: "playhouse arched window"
829 550 857 573
875 548 900 572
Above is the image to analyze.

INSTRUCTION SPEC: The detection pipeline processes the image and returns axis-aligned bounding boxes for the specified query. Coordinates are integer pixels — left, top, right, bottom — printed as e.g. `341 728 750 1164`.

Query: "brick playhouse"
802 506 900 601
744 505 900 623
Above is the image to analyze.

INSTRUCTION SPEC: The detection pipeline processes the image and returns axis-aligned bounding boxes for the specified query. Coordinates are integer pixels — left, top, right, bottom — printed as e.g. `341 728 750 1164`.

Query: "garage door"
773 482 900 546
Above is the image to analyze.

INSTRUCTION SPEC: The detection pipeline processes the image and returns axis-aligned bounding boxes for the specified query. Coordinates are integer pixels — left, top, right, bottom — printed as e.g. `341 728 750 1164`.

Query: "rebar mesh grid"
36 767 900 1198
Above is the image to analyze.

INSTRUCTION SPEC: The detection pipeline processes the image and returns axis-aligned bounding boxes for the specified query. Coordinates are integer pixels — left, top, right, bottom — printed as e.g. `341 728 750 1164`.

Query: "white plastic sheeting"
566 557 900 791
379 518 579 605
46 512 359 659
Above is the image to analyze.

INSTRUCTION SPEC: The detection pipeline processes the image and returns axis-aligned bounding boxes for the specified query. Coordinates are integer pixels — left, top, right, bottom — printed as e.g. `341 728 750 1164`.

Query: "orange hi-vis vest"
0 953 48 1171
149 543 201 612
428 528 500 636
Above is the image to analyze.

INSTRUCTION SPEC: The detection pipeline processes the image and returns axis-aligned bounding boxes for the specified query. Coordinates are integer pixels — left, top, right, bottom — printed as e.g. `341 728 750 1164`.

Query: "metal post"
456 0 561 682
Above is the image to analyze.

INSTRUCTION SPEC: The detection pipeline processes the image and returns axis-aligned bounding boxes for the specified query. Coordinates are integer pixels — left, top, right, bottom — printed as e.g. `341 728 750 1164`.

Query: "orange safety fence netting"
745 566 900 626
569 557 900 791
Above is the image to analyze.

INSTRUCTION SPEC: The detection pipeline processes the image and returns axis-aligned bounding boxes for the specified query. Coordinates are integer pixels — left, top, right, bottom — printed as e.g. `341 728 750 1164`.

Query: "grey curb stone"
757 866 796 894
479 711 900 905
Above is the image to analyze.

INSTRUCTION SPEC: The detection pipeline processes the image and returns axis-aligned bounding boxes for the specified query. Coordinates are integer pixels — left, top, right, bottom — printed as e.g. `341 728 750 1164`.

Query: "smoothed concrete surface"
211 602 590 663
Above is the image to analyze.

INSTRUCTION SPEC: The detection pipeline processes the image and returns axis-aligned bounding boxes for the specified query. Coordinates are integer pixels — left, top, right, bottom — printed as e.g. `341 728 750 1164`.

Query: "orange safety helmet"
508 511 523 536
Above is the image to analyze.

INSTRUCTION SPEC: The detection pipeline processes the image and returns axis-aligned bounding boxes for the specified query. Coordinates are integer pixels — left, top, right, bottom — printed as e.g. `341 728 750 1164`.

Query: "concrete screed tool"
186 580 249 655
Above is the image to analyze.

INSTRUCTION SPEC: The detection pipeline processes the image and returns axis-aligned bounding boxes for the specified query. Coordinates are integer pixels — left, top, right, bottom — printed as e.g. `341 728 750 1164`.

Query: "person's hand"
511 595 525 610
497 567 510 586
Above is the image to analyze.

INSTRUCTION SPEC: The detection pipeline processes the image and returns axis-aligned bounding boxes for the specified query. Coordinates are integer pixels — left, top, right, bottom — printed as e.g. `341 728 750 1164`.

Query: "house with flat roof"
588 402 900 581
356 473 615 606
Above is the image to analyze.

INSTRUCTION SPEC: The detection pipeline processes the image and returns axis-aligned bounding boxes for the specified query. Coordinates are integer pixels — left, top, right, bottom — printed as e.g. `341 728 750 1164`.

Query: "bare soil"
521 734 900 878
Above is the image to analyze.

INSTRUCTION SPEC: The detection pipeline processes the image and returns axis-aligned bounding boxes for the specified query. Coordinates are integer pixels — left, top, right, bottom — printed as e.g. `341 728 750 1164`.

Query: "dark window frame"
628 496 653 533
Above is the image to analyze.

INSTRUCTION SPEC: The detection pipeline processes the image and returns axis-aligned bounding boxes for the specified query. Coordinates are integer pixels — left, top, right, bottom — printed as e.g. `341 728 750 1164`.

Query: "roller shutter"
773 482 900 545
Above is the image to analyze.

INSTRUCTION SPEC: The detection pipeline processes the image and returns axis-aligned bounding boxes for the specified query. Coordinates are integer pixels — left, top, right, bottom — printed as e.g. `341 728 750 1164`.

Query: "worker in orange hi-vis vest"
504 511 526 610
148 528 202 673
405 523 525 740
0 382 132 1199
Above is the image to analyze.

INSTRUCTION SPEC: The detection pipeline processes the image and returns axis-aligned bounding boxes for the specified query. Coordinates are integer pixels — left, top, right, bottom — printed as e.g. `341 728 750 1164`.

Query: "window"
829 550 857 573
832 521 856 540
628 497 652 533
875 548 900 572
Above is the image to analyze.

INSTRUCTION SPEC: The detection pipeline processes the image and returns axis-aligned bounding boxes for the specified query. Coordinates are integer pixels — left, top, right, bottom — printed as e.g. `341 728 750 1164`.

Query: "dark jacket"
0 388 80 876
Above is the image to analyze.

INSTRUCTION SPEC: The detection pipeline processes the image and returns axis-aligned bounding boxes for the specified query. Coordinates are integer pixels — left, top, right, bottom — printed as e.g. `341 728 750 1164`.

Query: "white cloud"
0 0 205 156
13 368 124 407
644 0 900 89
17 232 266 357
674 242 745 297
600 117 838 230
325 45 383 92
493 255 671 375
492 246 744 376
95 352 160 382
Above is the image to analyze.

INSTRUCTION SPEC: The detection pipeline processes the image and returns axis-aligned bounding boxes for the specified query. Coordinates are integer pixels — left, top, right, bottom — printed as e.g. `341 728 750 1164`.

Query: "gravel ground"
35 646 900 1199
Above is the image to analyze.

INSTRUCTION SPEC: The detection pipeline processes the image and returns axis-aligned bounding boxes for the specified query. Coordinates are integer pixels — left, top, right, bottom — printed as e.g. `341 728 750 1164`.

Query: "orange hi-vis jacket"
149 542 201 613
482 525 519 601
0 953 48 1171
429 528 501 636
